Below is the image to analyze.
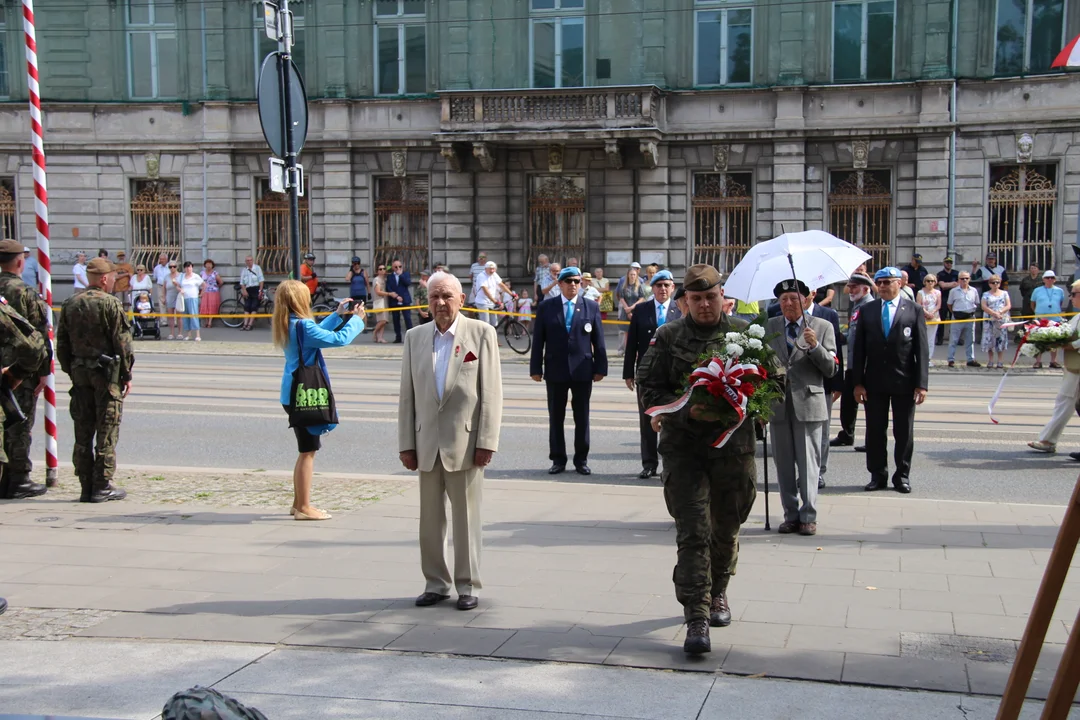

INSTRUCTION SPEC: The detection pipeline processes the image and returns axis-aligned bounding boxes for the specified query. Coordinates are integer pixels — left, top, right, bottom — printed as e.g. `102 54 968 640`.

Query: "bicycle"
219 282 272 329
494 305 531 355
311 281 340 317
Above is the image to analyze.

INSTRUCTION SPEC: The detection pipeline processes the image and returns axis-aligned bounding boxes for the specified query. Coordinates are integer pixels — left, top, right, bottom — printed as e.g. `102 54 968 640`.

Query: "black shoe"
1070 452 1080 461
967 360 982 368
638 467 657 479
87 485 127 503
854 445 866 453
683 618 711 654
709 593 731 627
456 595 479 611
893 479 912 494
864 479 888 491
0 474 47 500
818 478 826 489
393 338 403 344
829 436 854 447
575 464 591 476
415 592 451 607
548 464 566 475
0 597 6 615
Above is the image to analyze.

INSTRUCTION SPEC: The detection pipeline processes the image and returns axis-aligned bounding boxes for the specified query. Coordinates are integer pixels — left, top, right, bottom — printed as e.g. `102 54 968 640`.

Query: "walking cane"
762 423 771 531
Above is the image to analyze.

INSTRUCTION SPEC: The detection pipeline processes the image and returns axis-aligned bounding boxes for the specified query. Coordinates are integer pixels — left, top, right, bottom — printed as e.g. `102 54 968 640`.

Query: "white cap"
485 261 497 269
1044 270 1057 278
630 262 642 269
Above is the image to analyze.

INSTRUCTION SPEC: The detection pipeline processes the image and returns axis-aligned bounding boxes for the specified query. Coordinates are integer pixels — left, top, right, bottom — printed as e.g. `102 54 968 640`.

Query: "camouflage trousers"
3 380 40 474
68 367 124 488
661 450 757 622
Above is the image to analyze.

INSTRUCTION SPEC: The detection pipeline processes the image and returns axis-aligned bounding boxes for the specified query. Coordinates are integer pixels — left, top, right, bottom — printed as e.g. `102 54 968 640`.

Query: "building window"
0 6 9 98
375 0 427 95
694 6 752 86
531 0 585 88
528 175 586 271
127 0 179 99
995 0 1066 75
833 1 894 82
988 164 1057 272
130 179 182 269
828 169 892 272
0 178 16 242
692 173 753 271
256 181 310 276
254 1 305 86
374 177 429 272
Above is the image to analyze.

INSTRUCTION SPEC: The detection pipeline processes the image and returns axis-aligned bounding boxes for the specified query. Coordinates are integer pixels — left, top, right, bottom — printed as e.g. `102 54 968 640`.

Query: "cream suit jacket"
398 315 504 473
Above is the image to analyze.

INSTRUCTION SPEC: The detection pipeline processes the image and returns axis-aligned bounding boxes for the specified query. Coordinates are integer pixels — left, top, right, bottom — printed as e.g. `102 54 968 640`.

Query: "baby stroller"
132 291 162 340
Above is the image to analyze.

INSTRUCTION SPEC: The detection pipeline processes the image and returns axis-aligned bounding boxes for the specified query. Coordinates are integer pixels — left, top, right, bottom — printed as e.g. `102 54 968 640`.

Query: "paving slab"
720 646 846 682
841 653 970 693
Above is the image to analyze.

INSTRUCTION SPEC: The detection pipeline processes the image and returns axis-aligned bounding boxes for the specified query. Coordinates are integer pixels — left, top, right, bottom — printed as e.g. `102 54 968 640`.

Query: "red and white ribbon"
23 0 57 484
646 357 767 449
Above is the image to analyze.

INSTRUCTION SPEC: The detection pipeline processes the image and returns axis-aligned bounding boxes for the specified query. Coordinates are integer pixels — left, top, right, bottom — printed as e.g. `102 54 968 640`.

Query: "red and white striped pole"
23 0 57 487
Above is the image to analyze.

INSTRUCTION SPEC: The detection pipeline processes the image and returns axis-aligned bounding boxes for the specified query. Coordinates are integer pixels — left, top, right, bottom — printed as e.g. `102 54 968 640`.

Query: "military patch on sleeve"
851 309 859 323
649 337 657 345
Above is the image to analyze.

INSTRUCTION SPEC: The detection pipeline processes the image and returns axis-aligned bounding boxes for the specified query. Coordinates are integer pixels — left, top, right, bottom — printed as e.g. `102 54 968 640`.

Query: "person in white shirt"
72 252 88 292
240 255 266 331
946 271 981 367
129 264 154 304
581 273 602 302
517 290 533 329
152 252 171 306
1028 280 1080 454
543 263 562 300
469 251 488 304
533 254 552 303
474 261 512 327
178 261 205 341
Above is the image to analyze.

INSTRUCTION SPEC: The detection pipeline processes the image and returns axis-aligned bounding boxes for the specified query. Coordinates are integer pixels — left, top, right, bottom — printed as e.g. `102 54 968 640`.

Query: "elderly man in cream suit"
398 271 503 611
766 279 837 537
1028 279 1080 455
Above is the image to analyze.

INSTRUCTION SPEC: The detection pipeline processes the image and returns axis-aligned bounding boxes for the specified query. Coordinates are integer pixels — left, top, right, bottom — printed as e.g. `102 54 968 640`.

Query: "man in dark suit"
806 287 844 489
530 266 608 475
622 269 681 479
386 258 413 343
850 266 929 494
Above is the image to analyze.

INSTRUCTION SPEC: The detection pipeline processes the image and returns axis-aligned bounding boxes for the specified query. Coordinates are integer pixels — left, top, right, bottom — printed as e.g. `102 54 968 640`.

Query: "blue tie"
786 322 798 350
657 303 666 326
565 300 573 332
881 300 892 336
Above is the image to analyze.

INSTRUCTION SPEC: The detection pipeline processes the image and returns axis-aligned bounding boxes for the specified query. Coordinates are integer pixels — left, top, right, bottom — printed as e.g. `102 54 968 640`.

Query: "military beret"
682 264 722 292
874 266 903 281
650 269 674 286
774 278 810 298
847 273 873 288
0 238 25 256
85 257 115 275
673 286 685 301
558 266 582 281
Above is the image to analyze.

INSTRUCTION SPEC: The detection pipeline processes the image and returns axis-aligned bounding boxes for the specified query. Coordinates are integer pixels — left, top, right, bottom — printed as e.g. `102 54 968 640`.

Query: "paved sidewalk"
0 475 1077 702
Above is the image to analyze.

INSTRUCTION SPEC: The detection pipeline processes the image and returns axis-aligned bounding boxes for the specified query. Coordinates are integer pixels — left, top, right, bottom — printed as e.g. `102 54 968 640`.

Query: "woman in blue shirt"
1030 270 1066 369
272 279 365 520
346 257 368 301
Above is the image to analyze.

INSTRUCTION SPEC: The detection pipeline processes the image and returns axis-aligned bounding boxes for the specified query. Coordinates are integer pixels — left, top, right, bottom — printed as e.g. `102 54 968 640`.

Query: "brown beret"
86 257 115 275
682 264 723 292
0 238 26 255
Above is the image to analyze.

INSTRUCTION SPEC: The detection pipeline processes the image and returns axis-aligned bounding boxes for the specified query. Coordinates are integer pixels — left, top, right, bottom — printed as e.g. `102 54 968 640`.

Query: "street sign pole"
278 0 301 280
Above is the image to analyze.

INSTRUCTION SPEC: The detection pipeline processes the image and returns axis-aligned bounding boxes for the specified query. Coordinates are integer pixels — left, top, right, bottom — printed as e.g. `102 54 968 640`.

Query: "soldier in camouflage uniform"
0 238 53 499
636 264 758 655
0 293 49 614
55 257 133 503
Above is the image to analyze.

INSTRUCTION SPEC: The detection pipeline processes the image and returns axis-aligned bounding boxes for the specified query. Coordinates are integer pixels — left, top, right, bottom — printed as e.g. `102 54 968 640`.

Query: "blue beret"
558 266 582 281
650 269 673 286
874 266 902 280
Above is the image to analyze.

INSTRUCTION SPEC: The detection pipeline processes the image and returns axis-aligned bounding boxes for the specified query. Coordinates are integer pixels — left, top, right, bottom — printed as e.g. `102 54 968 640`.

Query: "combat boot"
78 475 93 503
88 483 127 503
683 618 711 655
0 472 47 500
710 592 732 627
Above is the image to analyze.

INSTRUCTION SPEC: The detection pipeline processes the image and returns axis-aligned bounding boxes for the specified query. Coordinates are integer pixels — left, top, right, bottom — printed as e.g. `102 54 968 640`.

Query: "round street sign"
257 52 308 159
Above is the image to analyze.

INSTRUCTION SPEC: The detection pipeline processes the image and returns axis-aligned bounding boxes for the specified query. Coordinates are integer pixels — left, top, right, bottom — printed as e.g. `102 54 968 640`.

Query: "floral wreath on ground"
647 321 784 448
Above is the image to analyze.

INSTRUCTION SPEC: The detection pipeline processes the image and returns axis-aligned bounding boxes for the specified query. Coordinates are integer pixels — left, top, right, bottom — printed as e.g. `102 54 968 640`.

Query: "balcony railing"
439 86 662 132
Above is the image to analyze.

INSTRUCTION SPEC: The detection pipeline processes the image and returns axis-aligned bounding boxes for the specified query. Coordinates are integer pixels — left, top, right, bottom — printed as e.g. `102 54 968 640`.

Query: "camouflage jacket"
0 298 47 382
56 288 134 383
0 271 51 375
636 313 756 456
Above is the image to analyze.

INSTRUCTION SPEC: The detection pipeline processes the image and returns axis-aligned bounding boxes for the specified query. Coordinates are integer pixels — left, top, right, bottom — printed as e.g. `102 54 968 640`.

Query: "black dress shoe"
864 479 887 491
415 592 451 607
683 618 711 654
709 593 731 627
1070 452 1080 461
818 478 826 489
854 445 866 453
893 479 912 494
829 436 854 447
456 595 479 611
575 465 592 476
548 464 566 475
393 338 403 344
638 467 657 479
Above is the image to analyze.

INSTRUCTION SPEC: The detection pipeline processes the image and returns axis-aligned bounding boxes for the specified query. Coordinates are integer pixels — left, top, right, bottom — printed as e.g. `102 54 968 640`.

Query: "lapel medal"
584 322 592 333
455 344 460 357
903 327 911 338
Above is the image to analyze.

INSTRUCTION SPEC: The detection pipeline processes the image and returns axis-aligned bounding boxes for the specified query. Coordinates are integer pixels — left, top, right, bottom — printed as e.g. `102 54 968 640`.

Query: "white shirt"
72 262 87 289
130 275 153 293
433 314 460 402
153 263 170 287
545 281 561 300
582 285 601 302
880 297 900 324
179 273 204 299
476 271 502 308
470 262 486 302
654 298 670 322
241 264 264 288
948 285 979 313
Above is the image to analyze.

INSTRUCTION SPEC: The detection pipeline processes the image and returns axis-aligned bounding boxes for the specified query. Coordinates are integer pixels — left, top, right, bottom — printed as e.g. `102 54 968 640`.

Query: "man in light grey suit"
767 279 837 537
398 271 503 611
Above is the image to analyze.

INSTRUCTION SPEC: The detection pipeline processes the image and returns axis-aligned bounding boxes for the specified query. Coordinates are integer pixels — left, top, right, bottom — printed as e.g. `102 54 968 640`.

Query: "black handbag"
287 322 338 428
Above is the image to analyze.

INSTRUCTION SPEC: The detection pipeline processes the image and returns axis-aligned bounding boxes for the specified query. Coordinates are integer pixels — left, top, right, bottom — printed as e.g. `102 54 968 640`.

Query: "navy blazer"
530 295 608 383
622 299 682 380
810 303 845 393
386 271 412 306
850 296 929 394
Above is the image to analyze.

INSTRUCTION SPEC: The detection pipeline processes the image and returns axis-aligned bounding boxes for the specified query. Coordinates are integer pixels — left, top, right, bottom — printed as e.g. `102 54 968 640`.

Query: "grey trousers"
419 457 484 596
948 321 975 362
771 416 825 524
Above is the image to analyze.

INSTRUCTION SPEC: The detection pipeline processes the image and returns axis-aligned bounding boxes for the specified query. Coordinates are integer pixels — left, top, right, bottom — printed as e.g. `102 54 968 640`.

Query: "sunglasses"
168 264 177 268
988 281 1000 284
874 279 896 285
1072 292 1080 297
561 278 582 284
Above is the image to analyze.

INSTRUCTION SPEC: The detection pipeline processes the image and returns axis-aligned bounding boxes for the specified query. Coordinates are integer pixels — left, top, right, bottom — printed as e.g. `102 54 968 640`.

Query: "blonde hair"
1071 279 1080 293
271 279 314 350
989 274 1002 283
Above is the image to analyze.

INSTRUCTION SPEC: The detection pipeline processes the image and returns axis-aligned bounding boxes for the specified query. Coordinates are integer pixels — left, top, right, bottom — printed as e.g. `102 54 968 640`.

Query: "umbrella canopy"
1052 33 1080 68
722 230 872 303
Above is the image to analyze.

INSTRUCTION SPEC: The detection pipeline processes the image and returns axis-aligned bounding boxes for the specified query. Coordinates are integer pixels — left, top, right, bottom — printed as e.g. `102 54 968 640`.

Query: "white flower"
747 338 763 350
746 324 766 338
725 332 743 343
1020 343 1039 357
725 343 743 357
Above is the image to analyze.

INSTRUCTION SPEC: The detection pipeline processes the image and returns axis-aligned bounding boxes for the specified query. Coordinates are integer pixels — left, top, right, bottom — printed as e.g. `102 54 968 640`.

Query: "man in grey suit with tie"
766 279 838 536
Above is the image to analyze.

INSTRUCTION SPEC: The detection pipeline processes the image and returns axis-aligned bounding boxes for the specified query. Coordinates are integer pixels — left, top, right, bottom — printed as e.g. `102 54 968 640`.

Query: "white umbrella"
722 230 872 302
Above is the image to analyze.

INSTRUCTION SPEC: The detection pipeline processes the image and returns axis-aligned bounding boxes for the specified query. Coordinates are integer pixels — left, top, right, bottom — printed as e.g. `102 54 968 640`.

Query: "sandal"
1050 362 1062 369
1033 361 1043 369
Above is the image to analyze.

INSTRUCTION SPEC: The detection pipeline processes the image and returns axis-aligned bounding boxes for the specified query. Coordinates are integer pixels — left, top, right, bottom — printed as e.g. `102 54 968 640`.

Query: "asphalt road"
39 353 1080 506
